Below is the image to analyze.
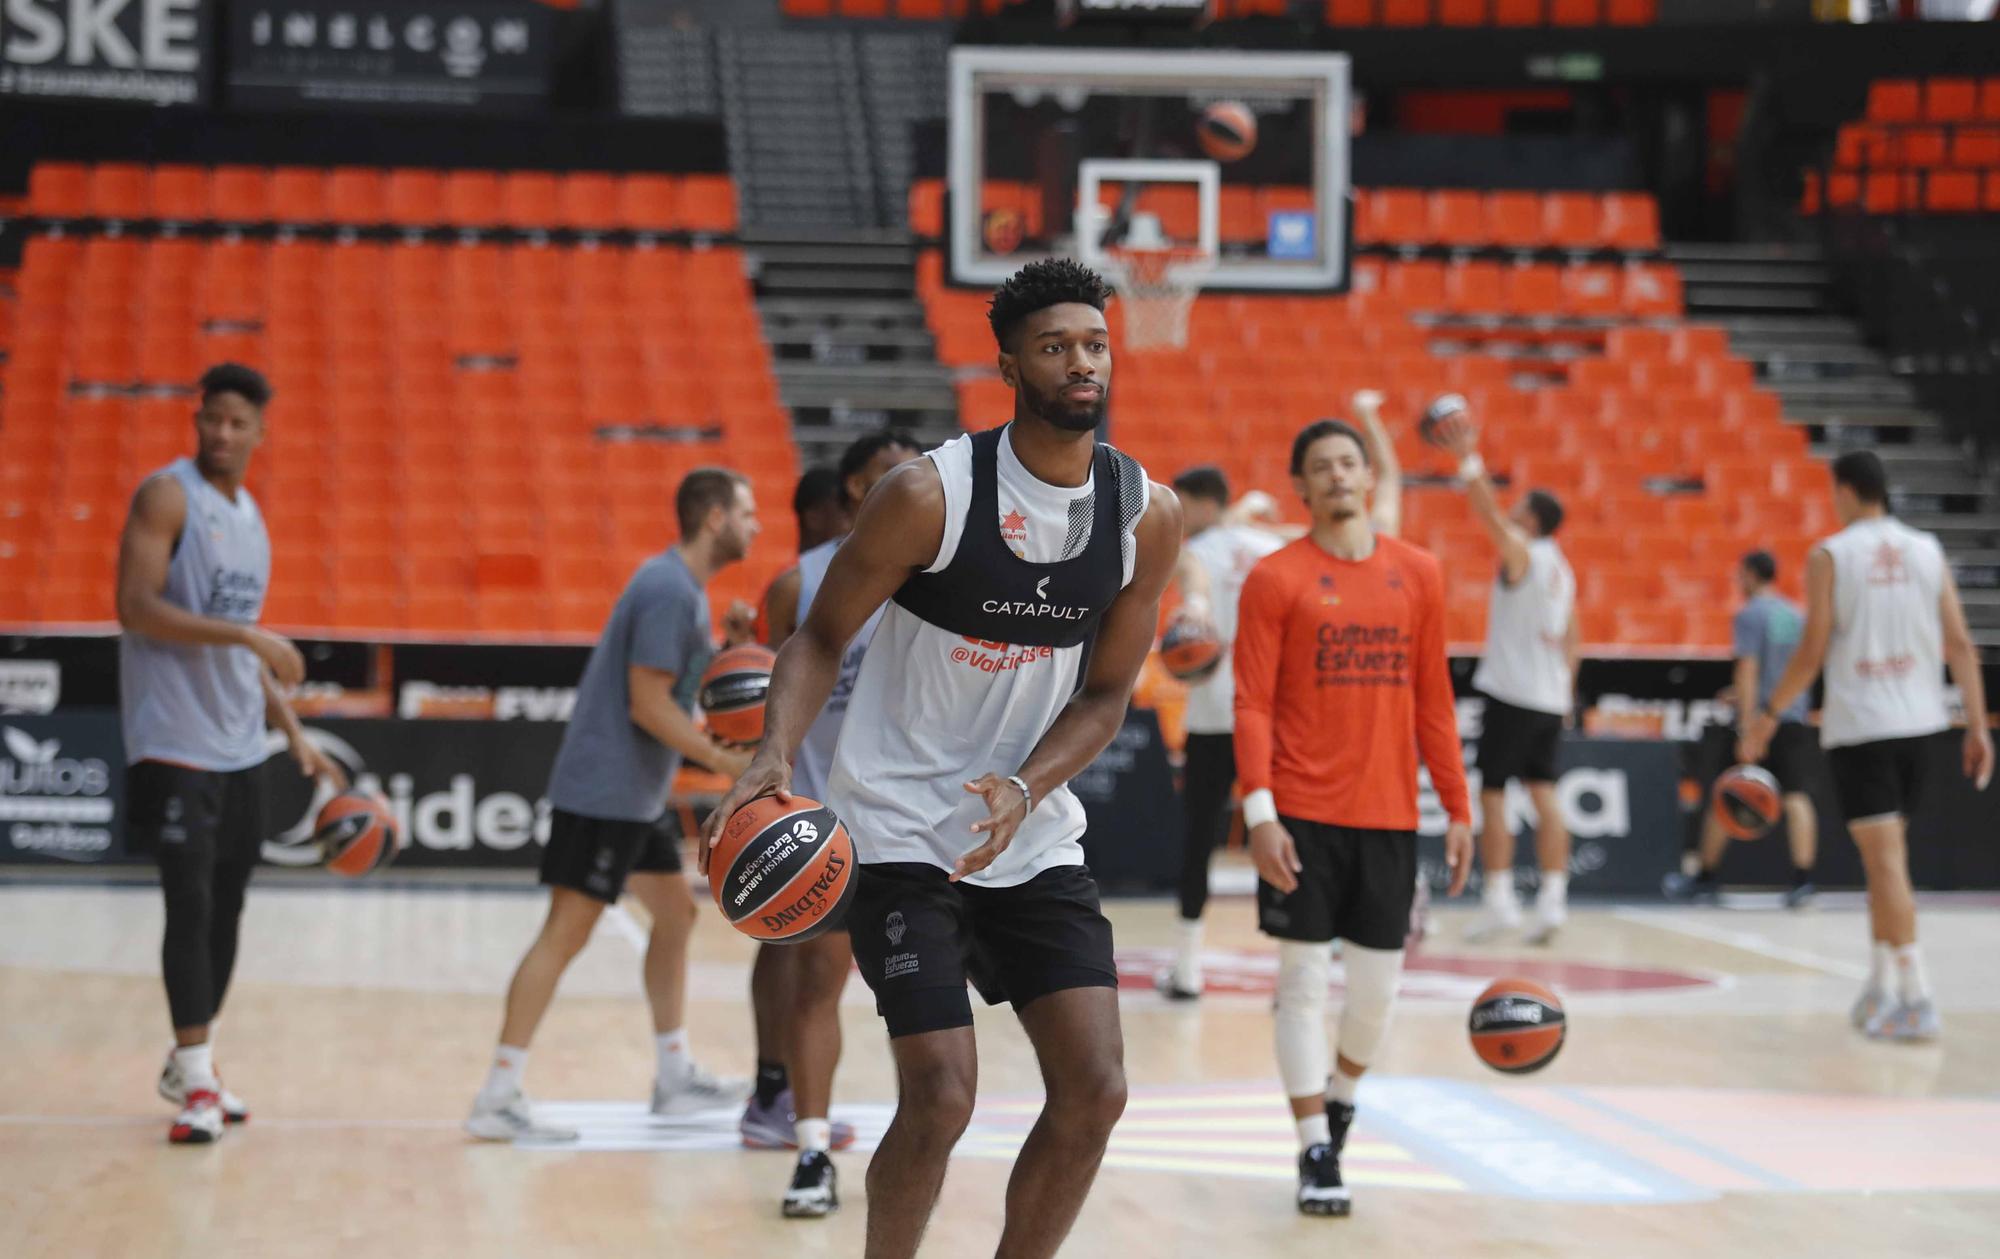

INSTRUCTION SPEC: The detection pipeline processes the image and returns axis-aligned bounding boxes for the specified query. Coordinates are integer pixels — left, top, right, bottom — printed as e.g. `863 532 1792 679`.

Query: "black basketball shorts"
1826 735 1933 826
1758 721 1823 797
126 760 268 864
539 807 682 903
1257 819 1416 951
847 862 1119 1039
1476 696 1565 787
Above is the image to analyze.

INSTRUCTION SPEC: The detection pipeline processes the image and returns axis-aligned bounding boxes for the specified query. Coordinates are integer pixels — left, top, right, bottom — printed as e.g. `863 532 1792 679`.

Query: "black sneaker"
1297 1142 1350 1216
782 1150 838 1218
1783 880 1817 910
1660 871 1719 904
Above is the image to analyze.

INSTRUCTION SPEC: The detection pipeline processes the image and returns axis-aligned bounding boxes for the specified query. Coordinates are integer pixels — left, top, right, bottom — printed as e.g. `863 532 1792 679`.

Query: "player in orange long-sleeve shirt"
1232 418 1473 1219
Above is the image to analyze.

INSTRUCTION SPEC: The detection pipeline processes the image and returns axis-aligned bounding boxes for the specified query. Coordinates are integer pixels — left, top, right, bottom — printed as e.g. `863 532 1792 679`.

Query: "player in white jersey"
744 430 921 1215
1156 465 1285 998
705 259 1180 1259
116 364 345 1144
1745 450 1991 1042
1435 410 1579 944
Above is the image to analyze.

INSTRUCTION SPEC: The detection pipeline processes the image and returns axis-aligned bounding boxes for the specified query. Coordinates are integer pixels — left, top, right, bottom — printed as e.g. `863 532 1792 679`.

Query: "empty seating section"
0 167 792 641
918 239 1816 652
22 163 739 234
1803 78 2000 215
777 0 1662 22
909 180 1660 254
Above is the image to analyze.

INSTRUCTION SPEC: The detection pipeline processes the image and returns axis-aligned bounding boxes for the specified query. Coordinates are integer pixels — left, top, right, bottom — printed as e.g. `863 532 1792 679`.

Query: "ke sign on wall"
227 0 552 113
0 0 210 107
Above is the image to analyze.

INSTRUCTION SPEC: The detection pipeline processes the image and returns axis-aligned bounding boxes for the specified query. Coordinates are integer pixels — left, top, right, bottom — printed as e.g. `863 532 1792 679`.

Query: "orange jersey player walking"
1231 418 1473 1219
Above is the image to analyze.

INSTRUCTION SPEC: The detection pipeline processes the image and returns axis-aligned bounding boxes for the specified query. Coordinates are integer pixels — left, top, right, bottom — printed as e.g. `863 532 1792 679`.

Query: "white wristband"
1243 788 1278 830
1457 453 1487 484
1006 775 1033 817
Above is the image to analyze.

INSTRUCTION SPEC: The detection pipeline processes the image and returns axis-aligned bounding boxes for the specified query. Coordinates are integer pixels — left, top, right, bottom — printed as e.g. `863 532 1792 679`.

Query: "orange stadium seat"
28 163 89 218
1485 191 1544 249
1866 80 1922 124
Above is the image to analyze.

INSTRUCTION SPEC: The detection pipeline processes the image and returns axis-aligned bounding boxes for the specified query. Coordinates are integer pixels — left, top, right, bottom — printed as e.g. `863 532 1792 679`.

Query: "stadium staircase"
1674 240 2000 651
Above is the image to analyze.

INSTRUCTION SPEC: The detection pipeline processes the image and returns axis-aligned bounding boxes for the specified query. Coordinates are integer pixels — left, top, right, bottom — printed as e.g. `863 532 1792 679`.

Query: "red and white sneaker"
160 1052 249 1124
169 1089 225 1145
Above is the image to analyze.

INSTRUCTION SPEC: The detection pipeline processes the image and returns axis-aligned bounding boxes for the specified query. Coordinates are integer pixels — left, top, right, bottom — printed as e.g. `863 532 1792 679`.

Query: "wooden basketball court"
4 864 1997 1258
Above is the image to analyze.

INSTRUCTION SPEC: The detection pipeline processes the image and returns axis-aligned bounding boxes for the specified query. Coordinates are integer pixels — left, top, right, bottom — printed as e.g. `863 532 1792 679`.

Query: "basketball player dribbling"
1433 409 1579 944
467 469 759 1141
1744 451 1992 1042
1664 549 1823 907
705 259 1182 1259
1232 419 1473 1216
747 429 922 1216
116 364 348 1144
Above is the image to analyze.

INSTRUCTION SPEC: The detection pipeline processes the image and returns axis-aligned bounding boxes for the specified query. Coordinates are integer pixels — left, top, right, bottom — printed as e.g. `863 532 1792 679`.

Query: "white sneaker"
1524 902 1566 947
651 1062 746 1117
1154 960 1202 1001
169 1088 225 1145
1850 985 1891 1031
1464 900 1521 943
466 1088 579 1142
159 1052 249 1124
1866 998 1941 1043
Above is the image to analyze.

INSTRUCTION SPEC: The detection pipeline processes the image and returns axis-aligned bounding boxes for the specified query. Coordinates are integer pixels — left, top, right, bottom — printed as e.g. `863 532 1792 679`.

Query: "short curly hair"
987 258 1114 351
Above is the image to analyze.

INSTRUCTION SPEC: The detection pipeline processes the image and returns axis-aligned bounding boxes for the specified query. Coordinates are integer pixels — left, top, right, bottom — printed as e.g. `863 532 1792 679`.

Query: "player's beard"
1024 377 1106 433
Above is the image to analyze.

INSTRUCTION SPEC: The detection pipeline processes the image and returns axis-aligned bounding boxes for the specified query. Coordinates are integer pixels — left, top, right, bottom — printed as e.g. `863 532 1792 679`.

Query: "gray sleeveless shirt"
119 459 271 771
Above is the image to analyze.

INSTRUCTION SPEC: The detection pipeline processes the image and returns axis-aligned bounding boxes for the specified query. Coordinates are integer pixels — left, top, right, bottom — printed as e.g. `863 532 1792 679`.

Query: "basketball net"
1104 244 1213 352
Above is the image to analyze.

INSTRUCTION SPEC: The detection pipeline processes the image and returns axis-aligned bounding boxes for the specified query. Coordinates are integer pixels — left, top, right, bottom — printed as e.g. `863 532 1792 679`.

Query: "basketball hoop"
1103 244 1213 352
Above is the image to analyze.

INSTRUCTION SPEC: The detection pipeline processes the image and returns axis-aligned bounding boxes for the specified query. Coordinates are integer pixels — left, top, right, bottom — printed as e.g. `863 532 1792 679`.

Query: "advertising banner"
0 0 209 107
227 0 552 112
0 714 126 865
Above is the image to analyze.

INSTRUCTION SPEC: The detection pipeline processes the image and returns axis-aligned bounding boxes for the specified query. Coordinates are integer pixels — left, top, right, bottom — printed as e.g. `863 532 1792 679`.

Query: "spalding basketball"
1714 764 1782 840
700 644 775 746
313 790 399 878
1160 617 1223 682
1468 978 1566 1075
1197 100 1258 163
709 796 855 944
1419 393 1468 449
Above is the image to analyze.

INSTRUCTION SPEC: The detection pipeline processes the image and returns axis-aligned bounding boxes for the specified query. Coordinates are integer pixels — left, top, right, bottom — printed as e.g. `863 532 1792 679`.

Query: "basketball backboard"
947 47 1351 293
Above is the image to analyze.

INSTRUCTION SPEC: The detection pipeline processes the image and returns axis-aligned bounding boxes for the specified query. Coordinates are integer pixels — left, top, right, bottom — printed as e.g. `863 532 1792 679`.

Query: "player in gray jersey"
115 364 345 1145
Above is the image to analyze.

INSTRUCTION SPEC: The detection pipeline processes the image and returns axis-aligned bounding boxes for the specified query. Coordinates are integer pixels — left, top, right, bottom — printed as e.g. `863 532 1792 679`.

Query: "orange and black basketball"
313 790 399 878
1160 617 1223 682
1197 100 1258 162
1468 977 1566 1075
1713 764 1782 840
709 796 855 944
1419 393 1468 449
700 644 775 746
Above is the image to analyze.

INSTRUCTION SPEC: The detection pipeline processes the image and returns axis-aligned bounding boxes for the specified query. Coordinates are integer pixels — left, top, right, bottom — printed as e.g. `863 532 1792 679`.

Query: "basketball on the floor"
1419 393 1469 449
313 790 399 878
1468 977 1566 1075
1160 616 1223 681
700 644 775 745
709 796 855 943
1196 100 1258 162
1714 764 1783 840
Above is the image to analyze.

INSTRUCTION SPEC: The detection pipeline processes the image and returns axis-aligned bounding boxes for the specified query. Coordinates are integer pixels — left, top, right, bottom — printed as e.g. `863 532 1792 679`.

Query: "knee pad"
1335 943 1405 1070
1273 941 1332 1097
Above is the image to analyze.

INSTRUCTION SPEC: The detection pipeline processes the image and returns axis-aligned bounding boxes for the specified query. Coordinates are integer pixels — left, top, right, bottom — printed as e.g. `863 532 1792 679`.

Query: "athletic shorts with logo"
1257 819 1416 951
126 760 267 863
1477 695 1564 785
1826 735 1933 825
539 806 682 903
846 861 1118 1039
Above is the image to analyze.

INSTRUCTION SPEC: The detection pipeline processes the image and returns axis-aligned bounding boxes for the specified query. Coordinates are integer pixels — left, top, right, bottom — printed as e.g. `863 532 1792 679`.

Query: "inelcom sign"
0 0 209 106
